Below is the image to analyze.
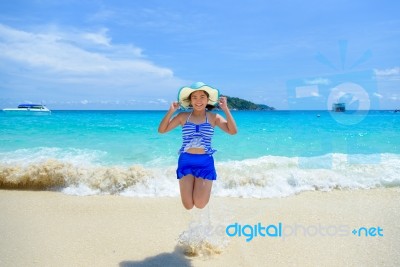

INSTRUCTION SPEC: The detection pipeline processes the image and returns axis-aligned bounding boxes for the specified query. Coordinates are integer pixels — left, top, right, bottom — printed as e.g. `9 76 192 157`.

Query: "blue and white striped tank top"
179 112 216 155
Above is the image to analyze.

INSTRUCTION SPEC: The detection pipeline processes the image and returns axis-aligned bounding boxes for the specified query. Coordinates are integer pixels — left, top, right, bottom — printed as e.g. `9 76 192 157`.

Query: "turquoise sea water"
1 110 399 197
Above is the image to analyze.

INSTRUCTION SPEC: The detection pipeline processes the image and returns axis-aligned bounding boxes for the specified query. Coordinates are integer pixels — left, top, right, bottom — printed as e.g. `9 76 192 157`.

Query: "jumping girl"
158 82 237 209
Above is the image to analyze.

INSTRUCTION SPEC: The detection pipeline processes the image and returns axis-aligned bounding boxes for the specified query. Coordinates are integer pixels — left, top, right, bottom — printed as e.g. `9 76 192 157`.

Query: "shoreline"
1 188 399 266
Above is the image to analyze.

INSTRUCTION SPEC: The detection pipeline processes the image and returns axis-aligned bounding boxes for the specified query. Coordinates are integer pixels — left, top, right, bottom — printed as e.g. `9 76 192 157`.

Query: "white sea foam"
0 147 107 166
213 153 400 198
1 151 399 198
177 204 231 257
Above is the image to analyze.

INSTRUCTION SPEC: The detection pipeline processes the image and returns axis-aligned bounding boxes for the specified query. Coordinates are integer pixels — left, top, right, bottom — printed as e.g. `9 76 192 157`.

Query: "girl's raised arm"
215 96 238 135
158 102 182 133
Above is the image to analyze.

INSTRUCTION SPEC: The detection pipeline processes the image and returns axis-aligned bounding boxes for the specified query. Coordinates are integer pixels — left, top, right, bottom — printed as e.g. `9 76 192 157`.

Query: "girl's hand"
169 101 180 112
218 96 228 111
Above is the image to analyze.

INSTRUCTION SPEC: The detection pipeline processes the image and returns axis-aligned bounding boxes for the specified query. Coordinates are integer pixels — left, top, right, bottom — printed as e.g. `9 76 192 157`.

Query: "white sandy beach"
0 188 399 267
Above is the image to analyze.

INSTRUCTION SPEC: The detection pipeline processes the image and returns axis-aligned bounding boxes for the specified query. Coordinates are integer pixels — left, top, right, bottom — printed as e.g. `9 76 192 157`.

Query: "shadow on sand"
119 246 192 267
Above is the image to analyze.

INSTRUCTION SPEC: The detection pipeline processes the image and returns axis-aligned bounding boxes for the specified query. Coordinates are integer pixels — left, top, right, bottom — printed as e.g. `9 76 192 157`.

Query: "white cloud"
0 23 185 102
157 98 168 103
295 85 320 98
81 28 111 46
373 93 383 99
0 24 169 76
374 67 400 80
374 67 400 76
304 78 331 85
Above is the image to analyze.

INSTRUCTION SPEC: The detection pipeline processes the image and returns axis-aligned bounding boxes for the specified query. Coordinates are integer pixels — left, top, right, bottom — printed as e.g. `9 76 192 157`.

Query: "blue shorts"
176 153 217 181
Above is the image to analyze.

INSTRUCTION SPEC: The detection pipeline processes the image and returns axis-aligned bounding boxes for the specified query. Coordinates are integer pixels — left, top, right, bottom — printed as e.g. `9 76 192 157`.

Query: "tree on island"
222 96 275 110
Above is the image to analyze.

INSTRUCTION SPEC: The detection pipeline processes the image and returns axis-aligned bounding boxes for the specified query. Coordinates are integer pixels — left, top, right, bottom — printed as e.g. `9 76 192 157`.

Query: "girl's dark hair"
185 90 217 110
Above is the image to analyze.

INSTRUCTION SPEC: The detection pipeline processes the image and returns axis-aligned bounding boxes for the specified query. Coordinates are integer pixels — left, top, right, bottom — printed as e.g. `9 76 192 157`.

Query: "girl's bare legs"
193 178 213 208
179 175 195 209
179 175 213 210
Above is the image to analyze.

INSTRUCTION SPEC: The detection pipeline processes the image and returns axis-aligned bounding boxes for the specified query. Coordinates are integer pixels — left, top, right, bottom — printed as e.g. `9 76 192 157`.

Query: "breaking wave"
1 148 399 198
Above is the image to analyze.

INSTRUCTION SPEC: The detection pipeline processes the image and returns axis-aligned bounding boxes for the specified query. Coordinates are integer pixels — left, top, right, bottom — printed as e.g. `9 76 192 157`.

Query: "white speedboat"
3 104 51 114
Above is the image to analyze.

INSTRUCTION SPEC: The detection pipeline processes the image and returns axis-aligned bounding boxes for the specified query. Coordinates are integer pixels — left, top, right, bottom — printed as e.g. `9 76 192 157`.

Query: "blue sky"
0 0 399 110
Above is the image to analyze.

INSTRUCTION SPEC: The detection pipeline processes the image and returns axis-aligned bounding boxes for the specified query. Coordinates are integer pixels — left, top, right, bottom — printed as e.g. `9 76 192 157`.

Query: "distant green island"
224 96 275 110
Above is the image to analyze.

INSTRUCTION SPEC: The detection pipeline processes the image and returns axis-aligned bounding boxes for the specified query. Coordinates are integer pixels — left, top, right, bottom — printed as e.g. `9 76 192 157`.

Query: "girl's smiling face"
190 90 209 110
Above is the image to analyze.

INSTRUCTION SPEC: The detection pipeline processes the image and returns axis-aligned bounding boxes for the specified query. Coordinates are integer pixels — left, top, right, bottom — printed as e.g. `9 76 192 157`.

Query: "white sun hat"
177 82 220 109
